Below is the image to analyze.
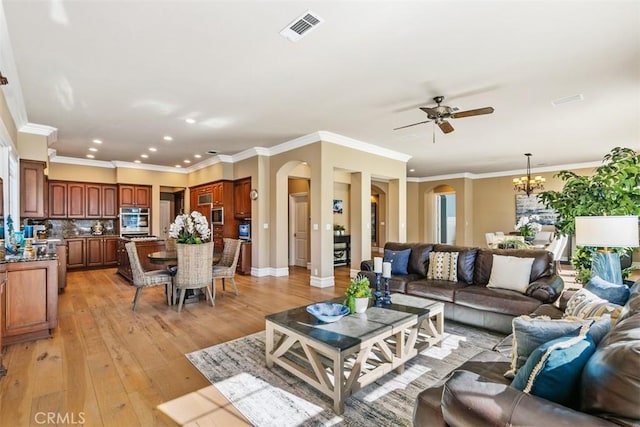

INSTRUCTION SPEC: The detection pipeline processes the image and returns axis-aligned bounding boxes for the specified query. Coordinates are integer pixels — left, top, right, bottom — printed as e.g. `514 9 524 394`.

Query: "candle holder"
374 272 383 306
383 278 392 304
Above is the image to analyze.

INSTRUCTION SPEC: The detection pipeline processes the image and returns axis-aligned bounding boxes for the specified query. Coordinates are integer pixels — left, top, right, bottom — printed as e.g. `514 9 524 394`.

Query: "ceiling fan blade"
419 107 439 118
450 106 494 119
438 120 454 134
393 120 431 130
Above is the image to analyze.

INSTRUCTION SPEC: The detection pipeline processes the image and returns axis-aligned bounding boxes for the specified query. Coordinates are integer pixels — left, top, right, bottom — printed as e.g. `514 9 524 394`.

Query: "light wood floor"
0 266 352 426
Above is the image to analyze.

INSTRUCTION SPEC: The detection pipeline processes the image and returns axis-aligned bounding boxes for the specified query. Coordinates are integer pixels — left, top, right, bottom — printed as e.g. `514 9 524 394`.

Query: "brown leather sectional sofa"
360 242 565 334
413 279 640 426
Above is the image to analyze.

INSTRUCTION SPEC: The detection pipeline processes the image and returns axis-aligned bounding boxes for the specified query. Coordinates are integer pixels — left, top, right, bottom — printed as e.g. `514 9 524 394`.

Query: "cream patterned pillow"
427 252 459 282
564 288 623 321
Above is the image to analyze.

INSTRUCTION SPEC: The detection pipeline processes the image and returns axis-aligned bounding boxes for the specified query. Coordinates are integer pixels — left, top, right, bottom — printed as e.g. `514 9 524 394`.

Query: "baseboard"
310 275 335 288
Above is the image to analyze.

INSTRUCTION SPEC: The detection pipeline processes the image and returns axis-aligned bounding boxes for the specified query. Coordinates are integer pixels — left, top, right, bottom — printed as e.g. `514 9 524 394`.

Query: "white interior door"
159 200 171 240
289 194 309 267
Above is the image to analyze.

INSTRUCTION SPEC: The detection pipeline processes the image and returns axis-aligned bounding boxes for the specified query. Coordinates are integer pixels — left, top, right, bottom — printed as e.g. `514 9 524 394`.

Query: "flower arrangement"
169 211 211 244
515 215 542 238
344 273 372 313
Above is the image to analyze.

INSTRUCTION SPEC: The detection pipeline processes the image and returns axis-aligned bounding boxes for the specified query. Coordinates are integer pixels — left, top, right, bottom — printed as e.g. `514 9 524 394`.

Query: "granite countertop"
1 254 58 263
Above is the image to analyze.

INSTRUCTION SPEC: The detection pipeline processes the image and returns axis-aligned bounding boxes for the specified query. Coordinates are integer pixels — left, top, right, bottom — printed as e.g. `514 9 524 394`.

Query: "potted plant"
333 224 345 236
498 238 530 249
538 147 640 283
514 215 542 242
344 274 372 314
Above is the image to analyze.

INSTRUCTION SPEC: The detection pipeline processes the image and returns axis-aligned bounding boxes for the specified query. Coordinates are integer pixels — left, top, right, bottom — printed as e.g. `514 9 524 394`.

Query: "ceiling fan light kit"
513 153 545 196
394 96 494 137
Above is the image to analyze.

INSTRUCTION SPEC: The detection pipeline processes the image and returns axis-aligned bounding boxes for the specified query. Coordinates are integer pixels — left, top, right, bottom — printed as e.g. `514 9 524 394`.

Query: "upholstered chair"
125 241 173 311
212 238 242 298
174 241 215 312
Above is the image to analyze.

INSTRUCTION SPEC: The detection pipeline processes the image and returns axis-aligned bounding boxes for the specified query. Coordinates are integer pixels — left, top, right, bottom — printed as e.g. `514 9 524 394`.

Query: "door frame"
288 192 309 267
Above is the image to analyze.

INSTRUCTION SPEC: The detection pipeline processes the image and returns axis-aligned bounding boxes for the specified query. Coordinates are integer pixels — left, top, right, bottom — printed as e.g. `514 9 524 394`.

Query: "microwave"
211 207 224 225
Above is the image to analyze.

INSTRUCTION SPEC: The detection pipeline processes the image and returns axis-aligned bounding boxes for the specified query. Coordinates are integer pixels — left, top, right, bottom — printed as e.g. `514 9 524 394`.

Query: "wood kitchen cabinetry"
49 181 119 219
119 184 151 208
66 238 86 269
2 259 58 346
234 178 252 219
237 242 252 275
20 159 47 219
68 236 119 269
0 264 5 376
191 180 236 250
117 239 166 282
67 182 86 218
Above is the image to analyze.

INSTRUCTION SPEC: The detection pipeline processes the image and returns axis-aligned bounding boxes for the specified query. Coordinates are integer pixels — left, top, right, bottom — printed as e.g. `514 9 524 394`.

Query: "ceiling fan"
394 96 494 134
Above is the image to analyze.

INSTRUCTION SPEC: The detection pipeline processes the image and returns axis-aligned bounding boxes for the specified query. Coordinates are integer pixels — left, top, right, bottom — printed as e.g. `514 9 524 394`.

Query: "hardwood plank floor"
0 265 352 426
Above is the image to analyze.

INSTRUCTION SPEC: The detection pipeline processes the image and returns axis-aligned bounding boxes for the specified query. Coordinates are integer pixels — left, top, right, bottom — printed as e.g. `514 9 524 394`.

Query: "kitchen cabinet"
67 182 86 218
103 237 119 266
20 159 47 219
49 181 119 219
119 185 151 208
66 238 86 269
102 185 118 218
48 181 67 218
212 182 223 207
85 184 102 218
56 243 67 291
234 178 252 219
2 259 58 346
0 264 5 376
117 238 166 282
86 237 103 267
237 242 252 275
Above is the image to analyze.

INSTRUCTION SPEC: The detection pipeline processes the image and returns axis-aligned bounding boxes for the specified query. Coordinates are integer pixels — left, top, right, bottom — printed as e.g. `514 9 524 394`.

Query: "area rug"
186 322 505 426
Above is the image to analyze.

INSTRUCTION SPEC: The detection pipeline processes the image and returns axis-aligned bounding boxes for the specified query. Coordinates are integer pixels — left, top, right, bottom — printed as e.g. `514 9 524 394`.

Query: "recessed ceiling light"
89 147 98 152
140 154 149 158
185 118 196 124
163 136 173 141
92 139 102 144
183 159 191 164
409 168 415 172
175 164 182 168
148 147 157 152
194 154 202 158
134 160 141 164
86 154 95 159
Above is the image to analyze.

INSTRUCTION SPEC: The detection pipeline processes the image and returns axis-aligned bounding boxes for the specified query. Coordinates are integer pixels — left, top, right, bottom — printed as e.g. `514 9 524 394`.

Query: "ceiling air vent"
280 10 324 42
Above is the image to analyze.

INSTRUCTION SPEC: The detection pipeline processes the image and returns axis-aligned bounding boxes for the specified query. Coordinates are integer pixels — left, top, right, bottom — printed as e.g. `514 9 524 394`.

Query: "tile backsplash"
47 219 117 238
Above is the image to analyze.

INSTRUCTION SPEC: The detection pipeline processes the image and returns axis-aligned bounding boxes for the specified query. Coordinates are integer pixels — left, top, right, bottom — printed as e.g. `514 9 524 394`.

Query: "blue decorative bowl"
306 303 350 323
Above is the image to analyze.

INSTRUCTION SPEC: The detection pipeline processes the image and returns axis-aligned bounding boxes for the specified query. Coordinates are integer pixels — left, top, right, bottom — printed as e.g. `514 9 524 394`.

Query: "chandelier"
513 153 545 196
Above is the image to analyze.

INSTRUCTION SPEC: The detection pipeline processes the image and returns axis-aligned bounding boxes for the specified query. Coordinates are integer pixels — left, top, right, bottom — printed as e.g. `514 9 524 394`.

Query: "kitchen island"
0 254 59 376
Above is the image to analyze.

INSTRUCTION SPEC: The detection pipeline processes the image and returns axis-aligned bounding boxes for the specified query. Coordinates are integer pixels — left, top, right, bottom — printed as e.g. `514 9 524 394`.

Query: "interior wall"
0 89 17 145
333 181 350 234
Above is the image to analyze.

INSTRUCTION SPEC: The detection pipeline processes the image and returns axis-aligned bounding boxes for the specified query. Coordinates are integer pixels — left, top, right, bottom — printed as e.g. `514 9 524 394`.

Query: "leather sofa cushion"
433 244 478 284
455 285 542 316
407 243 433 276
474 248 554 285
406 279 458 303
580 311 640 420
357 270 414 293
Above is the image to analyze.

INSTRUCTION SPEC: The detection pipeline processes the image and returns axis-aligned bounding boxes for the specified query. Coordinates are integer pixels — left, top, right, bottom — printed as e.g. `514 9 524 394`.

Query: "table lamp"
575 215 639 285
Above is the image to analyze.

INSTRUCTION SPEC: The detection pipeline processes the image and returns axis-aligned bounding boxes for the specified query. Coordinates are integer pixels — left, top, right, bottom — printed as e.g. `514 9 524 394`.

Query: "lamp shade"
575 215 639 248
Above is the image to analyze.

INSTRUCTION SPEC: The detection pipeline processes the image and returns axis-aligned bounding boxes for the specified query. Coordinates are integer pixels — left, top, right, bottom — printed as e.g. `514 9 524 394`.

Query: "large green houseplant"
537 147 639 283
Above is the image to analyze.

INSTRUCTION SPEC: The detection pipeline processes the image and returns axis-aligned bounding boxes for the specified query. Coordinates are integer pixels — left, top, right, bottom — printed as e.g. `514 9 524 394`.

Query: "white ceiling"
2 1 639 177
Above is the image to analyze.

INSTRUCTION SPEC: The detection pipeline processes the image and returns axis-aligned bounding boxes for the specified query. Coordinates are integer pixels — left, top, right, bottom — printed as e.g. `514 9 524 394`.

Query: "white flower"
169 211 210 243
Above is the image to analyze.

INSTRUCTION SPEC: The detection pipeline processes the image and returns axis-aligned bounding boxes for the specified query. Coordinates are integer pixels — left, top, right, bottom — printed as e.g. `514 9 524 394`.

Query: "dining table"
147 250 222 305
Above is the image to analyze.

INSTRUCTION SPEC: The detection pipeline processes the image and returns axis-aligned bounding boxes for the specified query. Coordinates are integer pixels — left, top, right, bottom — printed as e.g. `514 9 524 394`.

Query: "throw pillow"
383 248 411 275
486 255 535 293
511 324 596 408
504 316 590 378
584 276 630 306
426 252 459 282
564 288 623 321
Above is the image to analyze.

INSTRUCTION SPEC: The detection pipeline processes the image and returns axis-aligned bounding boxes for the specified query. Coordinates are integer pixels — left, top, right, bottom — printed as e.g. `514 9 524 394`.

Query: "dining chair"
485 232 495 247
212 238 242 298
550 234 569 272
174 241 215 312
125 242 173 311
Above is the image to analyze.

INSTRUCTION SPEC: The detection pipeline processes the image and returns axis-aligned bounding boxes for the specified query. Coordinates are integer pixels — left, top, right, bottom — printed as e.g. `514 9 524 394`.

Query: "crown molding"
317 131 412 163
51 155 116 169
408 161 603 182
20 123 58 144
